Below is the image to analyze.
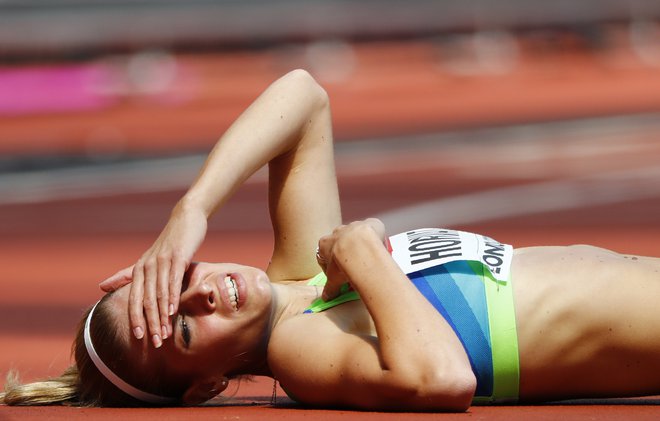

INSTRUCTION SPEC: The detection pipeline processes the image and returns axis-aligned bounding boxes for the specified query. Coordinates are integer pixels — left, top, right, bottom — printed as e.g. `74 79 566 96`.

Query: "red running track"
2 41 660 420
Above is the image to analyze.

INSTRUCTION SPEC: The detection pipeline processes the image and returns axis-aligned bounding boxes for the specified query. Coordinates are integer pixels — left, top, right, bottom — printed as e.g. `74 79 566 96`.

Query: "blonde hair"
1 293 183 407
1 366 79 406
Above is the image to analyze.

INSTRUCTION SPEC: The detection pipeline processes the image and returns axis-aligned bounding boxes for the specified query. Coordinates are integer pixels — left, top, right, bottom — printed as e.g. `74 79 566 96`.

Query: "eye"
180 315 191 348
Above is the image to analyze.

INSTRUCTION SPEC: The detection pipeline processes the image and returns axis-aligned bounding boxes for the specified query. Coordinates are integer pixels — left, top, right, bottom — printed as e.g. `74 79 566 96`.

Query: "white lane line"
335 113 660 179
1 112 659 206
376 165 660 232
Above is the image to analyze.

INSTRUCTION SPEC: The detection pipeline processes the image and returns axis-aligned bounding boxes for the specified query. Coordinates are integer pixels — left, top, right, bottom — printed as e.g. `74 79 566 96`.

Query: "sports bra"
301 228 519 404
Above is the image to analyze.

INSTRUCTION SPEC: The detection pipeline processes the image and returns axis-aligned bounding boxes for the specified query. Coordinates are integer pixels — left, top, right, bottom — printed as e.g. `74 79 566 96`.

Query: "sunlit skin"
107 262 325 404
107 245 660 406
97 70 660 410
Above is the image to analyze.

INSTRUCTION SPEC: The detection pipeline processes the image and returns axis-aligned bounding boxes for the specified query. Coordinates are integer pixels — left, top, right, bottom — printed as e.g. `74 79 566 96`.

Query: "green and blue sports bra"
303 228 520 404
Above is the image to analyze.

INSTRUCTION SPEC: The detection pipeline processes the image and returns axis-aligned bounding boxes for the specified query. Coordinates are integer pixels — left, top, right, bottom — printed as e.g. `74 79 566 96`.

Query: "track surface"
2 40 660 419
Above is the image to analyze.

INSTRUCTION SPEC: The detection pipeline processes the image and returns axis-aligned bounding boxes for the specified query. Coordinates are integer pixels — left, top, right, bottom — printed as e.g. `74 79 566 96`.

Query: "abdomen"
511 245 660 400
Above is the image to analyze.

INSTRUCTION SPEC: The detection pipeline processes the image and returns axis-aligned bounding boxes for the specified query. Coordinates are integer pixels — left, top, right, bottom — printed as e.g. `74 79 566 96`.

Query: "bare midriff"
511 245 660 400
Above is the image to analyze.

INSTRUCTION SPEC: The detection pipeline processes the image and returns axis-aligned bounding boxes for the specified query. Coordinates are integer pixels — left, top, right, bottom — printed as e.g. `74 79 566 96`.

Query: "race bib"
388 228 513 282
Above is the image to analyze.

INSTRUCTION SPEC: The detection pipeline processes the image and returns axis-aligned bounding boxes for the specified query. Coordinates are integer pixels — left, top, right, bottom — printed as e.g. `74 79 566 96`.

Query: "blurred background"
2 0 660 393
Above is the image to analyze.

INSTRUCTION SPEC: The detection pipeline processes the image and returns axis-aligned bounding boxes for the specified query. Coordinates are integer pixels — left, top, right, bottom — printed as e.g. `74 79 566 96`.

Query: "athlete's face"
108 262 274 400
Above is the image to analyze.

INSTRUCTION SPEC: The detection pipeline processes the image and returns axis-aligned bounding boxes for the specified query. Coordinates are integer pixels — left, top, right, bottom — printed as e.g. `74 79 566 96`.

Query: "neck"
240 281 321 377
269 282 321 330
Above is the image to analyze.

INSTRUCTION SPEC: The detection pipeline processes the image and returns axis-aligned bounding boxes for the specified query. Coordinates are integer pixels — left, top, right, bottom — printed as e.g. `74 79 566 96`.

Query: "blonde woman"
4 70 660 410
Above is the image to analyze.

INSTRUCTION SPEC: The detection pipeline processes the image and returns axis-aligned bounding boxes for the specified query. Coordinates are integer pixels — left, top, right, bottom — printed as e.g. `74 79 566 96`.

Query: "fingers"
122 206 206 348
364 218 386 242
127 253 190 348
168 257 187 318
129 258 166 348
128 264 146 341
316 219 387 301
315 245 327 271
99 266 134 292
317 232 347 301
321 259 345 301
142 259 164 348
156 257 172 339
316 233 333 274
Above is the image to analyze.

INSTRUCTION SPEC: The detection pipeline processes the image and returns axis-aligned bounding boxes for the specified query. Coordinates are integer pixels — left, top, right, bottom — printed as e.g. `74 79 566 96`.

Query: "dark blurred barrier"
1 0 659 57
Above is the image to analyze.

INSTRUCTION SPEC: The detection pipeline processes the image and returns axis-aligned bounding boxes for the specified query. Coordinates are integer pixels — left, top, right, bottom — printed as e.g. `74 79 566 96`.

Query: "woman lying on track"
3 69 660 411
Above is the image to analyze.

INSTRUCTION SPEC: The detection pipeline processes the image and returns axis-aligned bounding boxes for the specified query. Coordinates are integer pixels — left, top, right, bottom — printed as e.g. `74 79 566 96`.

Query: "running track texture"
2 43 660 420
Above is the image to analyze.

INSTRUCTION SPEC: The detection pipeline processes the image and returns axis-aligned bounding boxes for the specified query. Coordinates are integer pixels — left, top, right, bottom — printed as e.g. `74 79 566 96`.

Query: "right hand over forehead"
100 205 207 348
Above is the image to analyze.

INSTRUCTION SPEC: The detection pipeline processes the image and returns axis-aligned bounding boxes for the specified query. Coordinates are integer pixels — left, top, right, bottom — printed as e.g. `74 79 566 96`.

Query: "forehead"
105 285 193 377
105 286 153 366
107 285 131 340
104 286 192 397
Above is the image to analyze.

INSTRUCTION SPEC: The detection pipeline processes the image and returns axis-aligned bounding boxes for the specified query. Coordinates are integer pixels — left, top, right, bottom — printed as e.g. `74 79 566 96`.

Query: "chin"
245 268 272 308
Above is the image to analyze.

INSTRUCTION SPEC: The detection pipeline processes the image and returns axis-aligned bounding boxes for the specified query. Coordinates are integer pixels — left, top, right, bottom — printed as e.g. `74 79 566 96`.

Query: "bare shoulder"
268 313 359 402
267 310 389 408
268 312 343 369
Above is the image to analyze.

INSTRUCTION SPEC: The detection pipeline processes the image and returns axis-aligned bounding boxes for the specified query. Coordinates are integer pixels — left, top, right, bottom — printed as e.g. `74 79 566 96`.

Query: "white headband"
84 301 176 405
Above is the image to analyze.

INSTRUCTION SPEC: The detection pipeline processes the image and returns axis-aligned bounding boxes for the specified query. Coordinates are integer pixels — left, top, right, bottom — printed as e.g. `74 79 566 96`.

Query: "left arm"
269 220 476 411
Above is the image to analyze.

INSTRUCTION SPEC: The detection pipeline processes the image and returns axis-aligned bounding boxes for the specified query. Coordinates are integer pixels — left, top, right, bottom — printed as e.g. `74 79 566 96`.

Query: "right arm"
102 69 342 347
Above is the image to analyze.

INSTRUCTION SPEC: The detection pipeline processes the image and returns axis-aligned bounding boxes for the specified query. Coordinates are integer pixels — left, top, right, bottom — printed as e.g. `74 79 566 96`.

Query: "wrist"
176 194 210 220
333 225 389 276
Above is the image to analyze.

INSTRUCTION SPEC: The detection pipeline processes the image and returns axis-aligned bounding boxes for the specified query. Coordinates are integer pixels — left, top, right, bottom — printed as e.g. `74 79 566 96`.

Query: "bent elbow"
284 69 329 108
444 371 477 412
416 368 476 412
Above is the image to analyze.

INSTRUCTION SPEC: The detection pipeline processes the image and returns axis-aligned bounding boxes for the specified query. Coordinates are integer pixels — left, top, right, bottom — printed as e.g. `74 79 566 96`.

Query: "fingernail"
133 327 144 339
161 325 168 339
169 304 174 316
153 334 162 348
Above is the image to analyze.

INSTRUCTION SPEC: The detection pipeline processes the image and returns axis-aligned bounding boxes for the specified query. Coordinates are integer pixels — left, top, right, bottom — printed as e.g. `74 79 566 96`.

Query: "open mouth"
224 275 240 311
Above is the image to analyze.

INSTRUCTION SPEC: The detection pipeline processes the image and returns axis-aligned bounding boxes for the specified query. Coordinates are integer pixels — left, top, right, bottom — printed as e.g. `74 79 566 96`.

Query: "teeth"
224 276 239 311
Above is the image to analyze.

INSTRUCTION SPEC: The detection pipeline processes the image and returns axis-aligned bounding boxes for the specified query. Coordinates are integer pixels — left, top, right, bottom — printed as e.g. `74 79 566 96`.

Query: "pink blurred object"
0 65 116 115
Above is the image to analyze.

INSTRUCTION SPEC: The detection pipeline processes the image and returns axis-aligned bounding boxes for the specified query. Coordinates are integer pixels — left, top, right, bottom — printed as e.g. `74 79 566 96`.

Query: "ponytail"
1 366 79 406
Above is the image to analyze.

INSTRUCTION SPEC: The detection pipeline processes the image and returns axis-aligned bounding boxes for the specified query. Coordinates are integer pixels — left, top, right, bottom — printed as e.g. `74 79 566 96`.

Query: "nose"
179 278 216 314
